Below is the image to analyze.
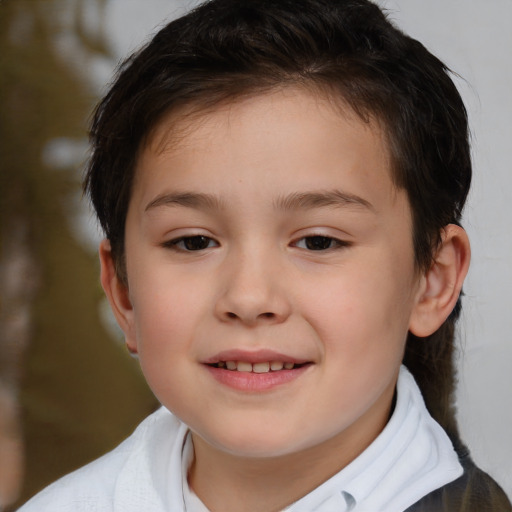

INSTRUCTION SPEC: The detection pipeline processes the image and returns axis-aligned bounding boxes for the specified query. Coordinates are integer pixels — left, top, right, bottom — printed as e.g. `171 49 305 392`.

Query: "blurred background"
0 0 510 510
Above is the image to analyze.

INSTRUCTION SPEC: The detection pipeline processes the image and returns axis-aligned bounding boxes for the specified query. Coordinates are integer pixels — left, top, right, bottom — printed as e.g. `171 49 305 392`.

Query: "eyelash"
164 235 219 252
163 234 350 252
292 235 350 251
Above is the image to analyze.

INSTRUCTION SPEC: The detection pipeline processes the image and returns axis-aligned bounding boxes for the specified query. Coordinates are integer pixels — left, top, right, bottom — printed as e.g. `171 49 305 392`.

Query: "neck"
189 438 340 512
188 393 393 512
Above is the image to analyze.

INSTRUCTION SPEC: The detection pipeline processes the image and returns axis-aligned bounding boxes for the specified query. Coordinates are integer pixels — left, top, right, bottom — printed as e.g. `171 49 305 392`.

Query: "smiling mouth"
207 361 309 373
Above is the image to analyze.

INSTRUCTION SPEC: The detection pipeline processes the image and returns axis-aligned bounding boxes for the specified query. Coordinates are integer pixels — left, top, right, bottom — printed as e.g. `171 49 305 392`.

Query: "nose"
214 248 292 326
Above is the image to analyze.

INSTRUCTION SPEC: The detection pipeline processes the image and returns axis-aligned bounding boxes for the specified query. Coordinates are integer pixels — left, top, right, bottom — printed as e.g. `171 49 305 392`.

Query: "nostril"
222 311 282 323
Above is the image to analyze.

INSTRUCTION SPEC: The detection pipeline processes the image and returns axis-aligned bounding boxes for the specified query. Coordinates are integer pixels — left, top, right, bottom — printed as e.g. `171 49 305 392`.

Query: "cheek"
301 257 416 355
129 273 207 406
129 270 209 352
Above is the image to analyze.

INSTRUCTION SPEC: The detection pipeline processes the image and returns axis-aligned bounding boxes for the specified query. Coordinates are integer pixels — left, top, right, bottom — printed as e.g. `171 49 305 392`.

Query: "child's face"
115 89 425 459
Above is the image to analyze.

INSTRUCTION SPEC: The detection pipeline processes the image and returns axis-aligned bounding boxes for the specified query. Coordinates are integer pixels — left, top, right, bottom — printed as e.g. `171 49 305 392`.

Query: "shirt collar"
181 433 210 512
285 365 463 512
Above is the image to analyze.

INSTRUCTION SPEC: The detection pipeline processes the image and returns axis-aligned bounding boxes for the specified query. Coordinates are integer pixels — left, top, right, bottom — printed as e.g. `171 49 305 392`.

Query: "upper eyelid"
291 234 352 250
161 229 218 241
163 234 219 250
290 231 351 243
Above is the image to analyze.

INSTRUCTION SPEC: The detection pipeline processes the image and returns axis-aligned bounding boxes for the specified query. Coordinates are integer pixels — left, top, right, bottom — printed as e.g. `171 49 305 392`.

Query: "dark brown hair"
84 0 471 446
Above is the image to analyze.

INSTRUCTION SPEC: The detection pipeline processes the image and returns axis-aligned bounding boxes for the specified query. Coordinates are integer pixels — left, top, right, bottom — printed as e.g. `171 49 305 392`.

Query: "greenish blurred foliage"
0 1 158 509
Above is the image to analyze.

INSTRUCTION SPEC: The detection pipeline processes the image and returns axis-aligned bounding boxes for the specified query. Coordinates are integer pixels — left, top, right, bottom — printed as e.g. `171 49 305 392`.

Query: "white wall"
99 0 512 498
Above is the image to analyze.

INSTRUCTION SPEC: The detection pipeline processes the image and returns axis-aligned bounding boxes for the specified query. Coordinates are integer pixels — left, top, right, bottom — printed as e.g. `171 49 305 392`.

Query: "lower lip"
204 364 311 392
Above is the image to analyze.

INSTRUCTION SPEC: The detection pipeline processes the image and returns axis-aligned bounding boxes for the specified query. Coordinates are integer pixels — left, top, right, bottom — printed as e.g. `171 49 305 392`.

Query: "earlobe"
409 224 471 337
99 239 138 353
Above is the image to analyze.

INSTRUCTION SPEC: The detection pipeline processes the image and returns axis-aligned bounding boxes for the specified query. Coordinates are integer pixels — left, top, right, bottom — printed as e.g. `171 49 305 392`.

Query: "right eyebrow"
273 190 375 213
144 192 225 212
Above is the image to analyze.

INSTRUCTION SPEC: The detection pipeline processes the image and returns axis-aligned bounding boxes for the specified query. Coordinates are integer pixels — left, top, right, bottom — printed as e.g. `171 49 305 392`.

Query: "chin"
199 425 318 459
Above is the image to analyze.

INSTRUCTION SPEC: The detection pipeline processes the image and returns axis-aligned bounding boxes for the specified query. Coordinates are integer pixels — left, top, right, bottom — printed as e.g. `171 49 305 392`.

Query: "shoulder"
17 407 183 512
406 451 512 512
16 436 133 512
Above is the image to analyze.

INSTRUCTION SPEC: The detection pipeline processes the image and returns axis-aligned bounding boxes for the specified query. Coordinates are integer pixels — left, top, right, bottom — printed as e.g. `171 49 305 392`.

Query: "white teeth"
253 362 270 373
237 361 252 372
218 360 298 372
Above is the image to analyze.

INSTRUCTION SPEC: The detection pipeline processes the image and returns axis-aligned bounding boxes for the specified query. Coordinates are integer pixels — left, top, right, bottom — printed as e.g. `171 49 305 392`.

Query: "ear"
99 239 138 353
409 224 471 337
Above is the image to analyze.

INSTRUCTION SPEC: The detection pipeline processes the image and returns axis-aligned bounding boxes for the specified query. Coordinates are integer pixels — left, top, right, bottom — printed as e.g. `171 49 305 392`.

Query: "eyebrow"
145 192 225 212
144 189 374 213
273 190 375 212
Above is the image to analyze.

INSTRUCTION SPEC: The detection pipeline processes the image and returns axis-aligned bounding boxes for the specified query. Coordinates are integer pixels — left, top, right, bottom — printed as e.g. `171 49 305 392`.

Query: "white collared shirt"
18 366 462 512
283 366 463 511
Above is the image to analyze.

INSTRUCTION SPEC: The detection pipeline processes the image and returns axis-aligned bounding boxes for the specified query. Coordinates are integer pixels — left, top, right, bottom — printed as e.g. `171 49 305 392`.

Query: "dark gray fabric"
405 450 511 512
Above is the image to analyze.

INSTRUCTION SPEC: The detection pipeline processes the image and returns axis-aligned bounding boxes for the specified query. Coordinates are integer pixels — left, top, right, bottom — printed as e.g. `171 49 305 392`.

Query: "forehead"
145 86 389 158
133 87 399 213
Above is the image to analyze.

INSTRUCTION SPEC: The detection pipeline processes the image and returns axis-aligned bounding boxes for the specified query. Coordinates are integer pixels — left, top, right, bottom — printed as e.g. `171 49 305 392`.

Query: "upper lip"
202 349 310 365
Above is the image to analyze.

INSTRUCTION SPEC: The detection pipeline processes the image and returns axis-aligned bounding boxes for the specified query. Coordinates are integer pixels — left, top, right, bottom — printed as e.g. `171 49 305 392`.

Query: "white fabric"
18 366 463 512
283 366 463 511
181 433 209 512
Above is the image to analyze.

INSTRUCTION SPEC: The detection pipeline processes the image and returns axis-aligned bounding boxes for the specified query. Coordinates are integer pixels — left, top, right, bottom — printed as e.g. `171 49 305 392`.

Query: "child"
18 0 512 510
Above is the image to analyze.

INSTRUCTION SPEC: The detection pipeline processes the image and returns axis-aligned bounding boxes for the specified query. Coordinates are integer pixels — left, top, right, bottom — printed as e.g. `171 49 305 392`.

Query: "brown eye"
302 236 337 250
170 236 217 251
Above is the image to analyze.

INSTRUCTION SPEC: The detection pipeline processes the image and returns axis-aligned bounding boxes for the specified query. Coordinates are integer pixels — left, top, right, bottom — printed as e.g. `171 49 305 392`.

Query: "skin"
100 88 470 512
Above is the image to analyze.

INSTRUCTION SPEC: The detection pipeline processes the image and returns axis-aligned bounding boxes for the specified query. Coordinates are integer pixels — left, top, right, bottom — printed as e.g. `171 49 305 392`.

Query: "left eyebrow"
144 192 225 212
273 190 375 212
